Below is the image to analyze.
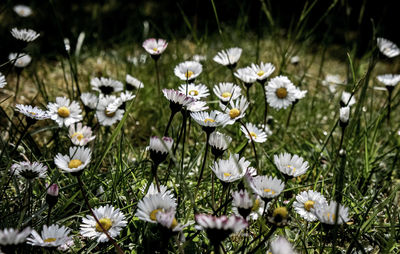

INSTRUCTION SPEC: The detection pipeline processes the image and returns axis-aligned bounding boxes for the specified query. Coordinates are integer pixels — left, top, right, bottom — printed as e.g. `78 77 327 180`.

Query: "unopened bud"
46 184 59 208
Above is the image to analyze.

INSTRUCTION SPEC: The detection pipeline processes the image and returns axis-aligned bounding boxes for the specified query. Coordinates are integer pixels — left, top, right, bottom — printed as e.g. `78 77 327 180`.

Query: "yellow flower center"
72 132 84 141
257 70 265 77
44 238 56 243
304 200 315 212
276 87 288 99
204 118 215 123
171 218 178 229
263 188 276 194
287 165 296 173
189 90 199 96
229 108 240 119
150 209 163 221
153 47 158 52
326 212 336 221
223 172 231 177
252 199 260 211
273 207 288 219
57 106 70 118
68 159 82 169
105 109 115 117
29 112 37 115
95 218 112 232
250 131 257 139
221 92 232 98
185 71 194 78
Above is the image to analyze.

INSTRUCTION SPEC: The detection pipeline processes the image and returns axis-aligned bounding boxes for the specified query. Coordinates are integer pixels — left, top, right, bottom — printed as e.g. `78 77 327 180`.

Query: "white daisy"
315 201 350 225
126 74 144 90
10 161 47 180
191 110 229 129
209 131 232 155
142 38 168 56
13 5 33 17
178 83 209 99
10 28 40 42
27 224 71 247
231 190 253 218
9 53 31 68
106 91 135 113
266 76 297 110
47 97 82 127
339 106 350 124
68 123 96 146
149 136 174 164
155 208 189 232
294 87 307 100
250 62 275 82
0 72 6 88
213 82 242 103
219 96 249 125
54 146 92 174
91 77 123 95
293 190 327 222
322 74 344 93
377 74 400 87
274 152 309 178
135 193 177 223
162 89 196 111
235 67 257 86
192 54 207 62
15 104 49 121
240 122 268 143
46 183 59 197
210 154 250 183
0 227 31 246
144 183 175 201
80 205 127 243
246 175 285 200
341 91 356 107
96 95 124 126
213 47 242 67
174 61 203 81
377 37 400 58
268 236 297 254
187 101 209 112
290 55 300 65
80 92 98 110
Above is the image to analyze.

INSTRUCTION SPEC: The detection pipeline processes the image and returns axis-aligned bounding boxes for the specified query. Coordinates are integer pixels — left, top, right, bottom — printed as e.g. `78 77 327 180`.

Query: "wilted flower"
208 131 232 158
341 91 356 107
80 92 98 110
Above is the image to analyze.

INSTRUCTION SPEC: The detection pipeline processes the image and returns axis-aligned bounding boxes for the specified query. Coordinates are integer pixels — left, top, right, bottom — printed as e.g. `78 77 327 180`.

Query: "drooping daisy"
0 72 6 88
235 67 257 87
208 131 232 158
174 61 203 81
219 96 249 125
149 136 174 165
265 76 297 110
191 110 229 134
135 193 177 223
240 122 268 143
268 236 297 254
13 5 33 17
213 47 242 68
80 92 98 110
187 101 209 112
293 190 327 222
273 152 309 178
0 227 31 247
162 89 196 113
341 91 356 107
126 74 144 90
142 38 168 57
315 201 350 225
377 74 400 87
54 146 91 174
9 53 32 68
68 123 96 146
15 104 49 121
47 97 82 127
213 82 242 103
246 175 285 201
10 161 47 180
10 28 40 43
27 224 71 247
250 62 275 82
80 205 127 243
96 95 124 126
210 154 251 183
232 190 254 219
377 37 400 58
91 77 124 95
178 83 209 99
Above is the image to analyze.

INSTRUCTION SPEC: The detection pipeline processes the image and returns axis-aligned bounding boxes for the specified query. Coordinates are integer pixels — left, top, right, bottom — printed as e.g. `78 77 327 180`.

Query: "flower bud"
339 106 350 127
46 184 59 208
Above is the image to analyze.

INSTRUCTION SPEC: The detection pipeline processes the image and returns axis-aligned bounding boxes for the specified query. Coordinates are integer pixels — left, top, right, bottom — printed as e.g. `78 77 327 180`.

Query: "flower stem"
239 120 259 169
196 132 210 189
14 71 21 103
387 89 392 127
154 59 161 100
260 82 268 126
152 163 161 192
285 103 296 129
164 111 177 136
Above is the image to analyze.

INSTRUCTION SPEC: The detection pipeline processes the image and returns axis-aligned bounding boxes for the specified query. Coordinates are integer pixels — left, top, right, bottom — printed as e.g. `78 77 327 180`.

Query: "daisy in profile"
213 47 242 68
268 236 297 254
219 96 249 125
0 72 6 88
0 227 31 249
266 76 297 110
315 201 350 225
27 224 71 247
68 123 96 146
213 82 242 103
80 204 127 242
13 5 33 17
377 37 400 58
163 89 196 112
339 106 350 126
235 67 257 88
106 91 135 113
294 87 307 101
293 190 327 222
54 146 91 174
377 74 400 87
290 55 300 65
250 62 275 83
210 154 250 183
15 104 49 121
187 101 209 112
274 152 309 179
174 61 203 81
208 131 232 158
96 95 124 126
193 54 207 62
178 83 209 99
9 53 32 68
341 91 356 107
149 136 174 165
322 74 344 93
246 175 285 201
240 122 268 143
11 161 47 180
142 38 168 59
11 28 40 43
155 209 189 232
191 110 229 133
90 77 123 95
231 190 254 219
80 92 98 110
126 74 144 90
47 97 82 127
144 183 176 201
135 193 177 223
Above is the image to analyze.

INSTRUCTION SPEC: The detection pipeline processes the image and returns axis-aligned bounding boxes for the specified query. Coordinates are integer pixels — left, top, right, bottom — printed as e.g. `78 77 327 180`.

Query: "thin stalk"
285 102 296 129
47 206 53 225
164 111 177 136
155 59 161 100
387 89 392 126
249 225 277 252
211 173 216 211
152 163 161 192
260 82 268 126
239 120 259 168
14 71 21 103
196 132 211 188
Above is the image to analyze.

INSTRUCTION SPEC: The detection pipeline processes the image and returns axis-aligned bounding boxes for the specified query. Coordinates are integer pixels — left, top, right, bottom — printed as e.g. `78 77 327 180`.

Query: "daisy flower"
273 152 309 178
247 175 285 201
250 62 275 82
213 47 242 68
210 154 250 183
232 190 254 219
126 74 144 90
0 227 31 246
80 205 127 242
315 201 350 225
178 83 209 99
0 72 6 88
106 91 135 113
208 131 232 158
235 67 257 87
240 122 268 143
187 101 209 112
163 89 196 112
268 236 297 254
11 28 40 42
293 190 327 222
193 54 207 62
91 77 123 95
80 92 98 110
54 146 91 174
266 76 297 110
68 123 96 146
15 104 49 121
322 74 344 93
142 38 168 57
290 55 300 65
174 61 203 81
191 110 229 133
149 136 174 165
155 209 189 232
377 37 400 58
377 74 400 87
13 5 33 17
339 106 350 124
96 95 124 126
27 224 71 247
9 53 31 68
213 82 242 103
47 97 82 127
341 91 356 107
294 87 307 101
10 161 47 180
135 193 177 223
144 183 176 201
219 96 249 125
